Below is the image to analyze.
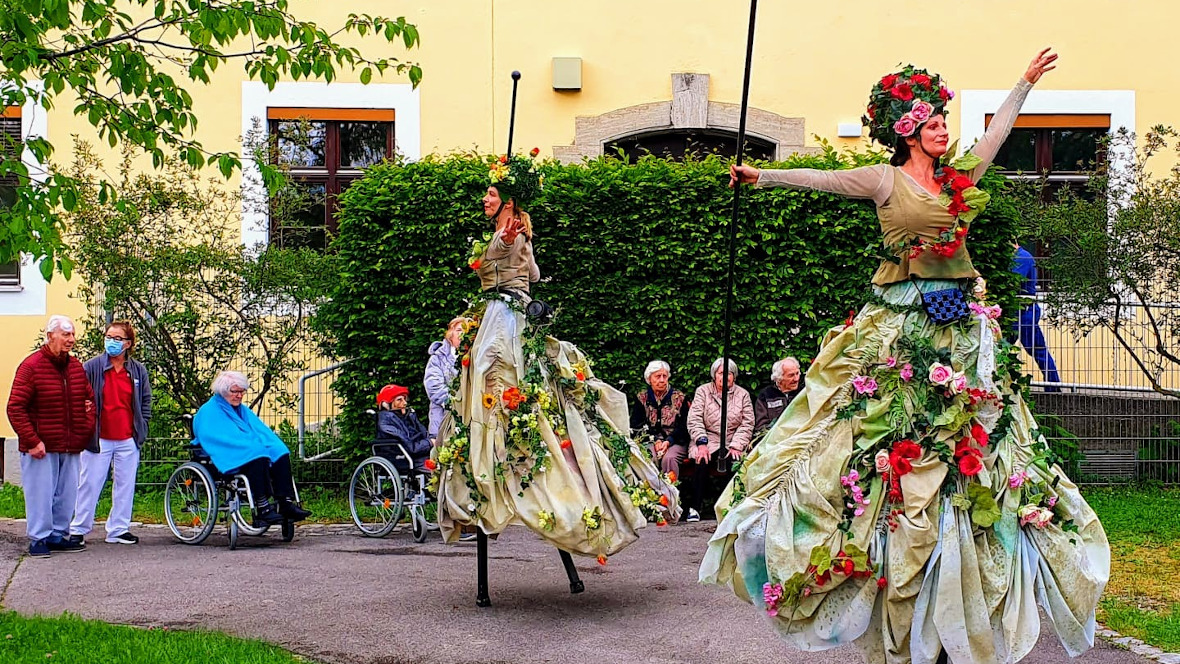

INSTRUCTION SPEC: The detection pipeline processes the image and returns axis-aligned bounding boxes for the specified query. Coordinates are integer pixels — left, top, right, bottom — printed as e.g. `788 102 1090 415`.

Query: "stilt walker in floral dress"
702 49 1109 664
432 144 680 604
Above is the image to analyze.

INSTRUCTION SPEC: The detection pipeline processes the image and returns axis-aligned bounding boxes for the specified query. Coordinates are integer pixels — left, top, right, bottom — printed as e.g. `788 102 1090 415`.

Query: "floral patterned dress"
434 217 680 558
699 80 1109 664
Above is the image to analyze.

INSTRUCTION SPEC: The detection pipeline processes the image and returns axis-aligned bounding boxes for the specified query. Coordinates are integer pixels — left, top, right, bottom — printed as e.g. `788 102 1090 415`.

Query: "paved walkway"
0 519 1154 664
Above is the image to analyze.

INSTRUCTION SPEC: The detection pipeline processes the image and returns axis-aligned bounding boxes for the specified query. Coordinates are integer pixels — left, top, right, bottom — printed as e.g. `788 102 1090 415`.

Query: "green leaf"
967 483 1001 528
951 151 983 172
809 544 832 573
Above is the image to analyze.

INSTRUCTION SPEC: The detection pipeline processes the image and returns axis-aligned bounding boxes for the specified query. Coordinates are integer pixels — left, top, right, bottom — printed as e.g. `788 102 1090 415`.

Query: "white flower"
875 450 891 473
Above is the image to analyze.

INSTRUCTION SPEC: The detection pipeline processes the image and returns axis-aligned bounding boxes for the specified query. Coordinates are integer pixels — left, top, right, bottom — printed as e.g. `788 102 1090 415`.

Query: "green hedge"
318 150 1021 452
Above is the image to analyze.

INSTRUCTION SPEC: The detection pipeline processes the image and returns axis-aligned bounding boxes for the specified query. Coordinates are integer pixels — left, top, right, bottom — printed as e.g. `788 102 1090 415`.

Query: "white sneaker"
686 508 701 522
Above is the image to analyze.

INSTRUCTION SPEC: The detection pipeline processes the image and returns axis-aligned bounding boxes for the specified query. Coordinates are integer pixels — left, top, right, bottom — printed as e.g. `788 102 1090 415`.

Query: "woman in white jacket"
423 317 467 441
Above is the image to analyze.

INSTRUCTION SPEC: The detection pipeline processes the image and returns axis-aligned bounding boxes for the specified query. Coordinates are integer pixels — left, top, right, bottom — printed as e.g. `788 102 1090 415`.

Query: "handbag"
912 278 969 325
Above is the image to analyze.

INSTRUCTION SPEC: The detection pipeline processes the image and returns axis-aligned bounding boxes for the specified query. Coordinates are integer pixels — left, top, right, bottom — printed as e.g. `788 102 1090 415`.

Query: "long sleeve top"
476 213 540 294
687 383 755 455
755 79 1033 286
1012 245 1038 297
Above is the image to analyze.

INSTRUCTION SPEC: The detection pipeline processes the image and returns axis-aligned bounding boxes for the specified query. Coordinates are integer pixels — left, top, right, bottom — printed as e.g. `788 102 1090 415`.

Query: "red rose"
971 422 989 447
940 166 959 181
910 73 931 88
893 439 922 459
958 453 983 477
891 83 914 101
952 175 974 191
867 104 876 120
597 554 607 566
955 436 982 459
844 309 856 329
890 451 913 476
843 559 855 576
880 74 899 89
939 86 952 102
561 439 572 449
954 226 968 238
423 458 438 471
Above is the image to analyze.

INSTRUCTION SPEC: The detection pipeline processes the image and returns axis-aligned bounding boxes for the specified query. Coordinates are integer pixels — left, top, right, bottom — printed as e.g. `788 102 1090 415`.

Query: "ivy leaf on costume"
967 483 1002 528
959 187 992 223
950 152 984 173
809 546 833 575
844 543 870 569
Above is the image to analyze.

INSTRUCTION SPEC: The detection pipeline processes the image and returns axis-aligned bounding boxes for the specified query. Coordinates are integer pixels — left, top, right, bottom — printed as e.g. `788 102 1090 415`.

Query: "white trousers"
70 437 140 538
20 452 80 543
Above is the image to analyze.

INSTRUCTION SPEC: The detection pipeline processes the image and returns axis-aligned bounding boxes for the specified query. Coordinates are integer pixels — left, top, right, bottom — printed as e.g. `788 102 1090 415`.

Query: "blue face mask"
104 338 126 356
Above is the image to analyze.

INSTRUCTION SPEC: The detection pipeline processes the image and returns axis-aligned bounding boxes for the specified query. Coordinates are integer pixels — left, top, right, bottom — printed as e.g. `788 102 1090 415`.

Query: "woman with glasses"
69 321 152 546
192 370 311 527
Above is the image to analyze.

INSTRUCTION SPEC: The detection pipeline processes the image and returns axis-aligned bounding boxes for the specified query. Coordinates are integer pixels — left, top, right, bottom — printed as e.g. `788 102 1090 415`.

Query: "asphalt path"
0 519 1153 664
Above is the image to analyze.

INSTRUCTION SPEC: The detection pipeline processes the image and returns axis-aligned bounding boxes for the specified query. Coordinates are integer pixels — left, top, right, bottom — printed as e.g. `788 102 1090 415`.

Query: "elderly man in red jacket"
7 315 96 557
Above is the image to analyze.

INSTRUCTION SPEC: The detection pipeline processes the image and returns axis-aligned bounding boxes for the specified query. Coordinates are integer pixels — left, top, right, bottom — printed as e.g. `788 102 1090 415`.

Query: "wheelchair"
163 414 300 550
347 409 437 541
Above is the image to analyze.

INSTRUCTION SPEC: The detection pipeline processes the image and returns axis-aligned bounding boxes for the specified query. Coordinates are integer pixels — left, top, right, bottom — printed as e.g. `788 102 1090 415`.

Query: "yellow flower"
482 393 496 409
537 510 556 532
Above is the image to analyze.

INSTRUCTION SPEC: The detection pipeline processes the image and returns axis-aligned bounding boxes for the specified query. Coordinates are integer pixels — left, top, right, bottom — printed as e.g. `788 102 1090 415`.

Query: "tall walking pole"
719 0 759 456
506 70 521 156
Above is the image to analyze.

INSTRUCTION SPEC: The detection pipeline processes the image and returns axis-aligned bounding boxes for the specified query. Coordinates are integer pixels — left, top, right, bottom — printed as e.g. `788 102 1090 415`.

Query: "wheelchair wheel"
281 519 295 542
411 504 429 543
227 484 269 538
227 513 239 550
164 463 218 544
349 456 404 537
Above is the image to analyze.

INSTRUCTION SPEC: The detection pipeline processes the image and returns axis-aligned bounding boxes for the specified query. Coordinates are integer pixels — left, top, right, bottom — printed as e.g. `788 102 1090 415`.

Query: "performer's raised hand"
1023 48 1057 84
500 218 527 244
729 164 761 188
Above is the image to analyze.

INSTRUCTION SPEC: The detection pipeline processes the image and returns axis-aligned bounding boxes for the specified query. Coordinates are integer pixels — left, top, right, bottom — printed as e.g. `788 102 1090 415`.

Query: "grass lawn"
1083 485 1180 652
0 484 354 525
0 611 311 664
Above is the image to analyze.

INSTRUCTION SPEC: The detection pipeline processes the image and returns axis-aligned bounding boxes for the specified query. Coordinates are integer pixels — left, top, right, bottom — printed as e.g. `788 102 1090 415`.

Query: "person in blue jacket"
193 370 312 526
376 384 432 471
1012 242 1062 389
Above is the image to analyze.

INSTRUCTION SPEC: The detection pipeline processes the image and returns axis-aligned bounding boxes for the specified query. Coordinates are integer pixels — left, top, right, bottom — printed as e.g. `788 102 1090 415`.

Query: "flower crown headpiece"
488 148 543 208
862 65 954 147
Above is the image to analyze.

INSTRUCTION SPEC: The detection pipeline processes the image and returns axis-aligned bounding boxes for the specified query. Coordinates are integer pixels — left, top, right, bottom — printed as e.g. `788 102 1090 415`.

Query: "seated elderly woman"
193 371 312 527
376 384 433 472
629 360 691 476
753 357 806 434
685 358 755 522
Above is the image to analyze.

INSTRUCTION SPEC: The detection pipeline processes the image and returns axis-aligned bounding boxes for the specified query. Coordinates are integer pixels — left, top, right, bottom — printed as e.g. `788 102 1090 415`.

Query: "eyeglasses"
105 335 129 342
228 388 247 396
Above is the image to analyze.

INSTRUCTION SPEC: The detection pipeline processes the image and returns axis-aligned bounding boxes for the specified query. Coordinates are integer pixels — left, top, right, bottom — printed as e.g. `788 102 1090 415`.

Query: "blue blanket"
193 394 289 473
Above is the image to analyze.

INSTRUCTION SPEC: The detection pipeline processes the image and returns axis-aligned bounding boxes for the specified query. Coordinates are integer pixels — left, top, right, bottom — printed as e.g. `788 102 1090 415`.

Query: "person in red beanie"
376 384 432 470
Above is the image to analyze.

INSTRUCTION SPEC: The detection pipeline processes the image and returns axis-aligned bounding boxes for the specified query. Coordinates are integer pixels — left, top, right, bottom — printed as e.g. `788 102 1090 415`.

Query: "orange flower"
530 147 540 157
499 154 508 163
575 371 585 381
461 356 471 367
659 495 669 507
656 519 667 527
423 458 437 471
667 471 677 483
596 554 607 566
470 259 482 270
502 387 527 410
560 439 572 449
482 393 496 409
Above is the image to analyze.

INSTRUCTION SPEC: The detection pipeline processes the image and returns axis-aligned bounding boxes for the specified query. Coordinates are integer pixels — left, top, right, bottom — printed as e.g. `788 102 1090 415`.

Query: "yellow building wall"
4 0 1180 437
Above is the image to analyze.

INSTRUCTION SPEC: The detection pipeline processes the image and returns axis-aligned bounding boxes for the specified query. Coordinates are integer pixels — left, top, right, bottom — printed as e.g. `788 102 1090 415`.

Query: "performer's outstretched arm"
735 163 893 206
969 48 1057 181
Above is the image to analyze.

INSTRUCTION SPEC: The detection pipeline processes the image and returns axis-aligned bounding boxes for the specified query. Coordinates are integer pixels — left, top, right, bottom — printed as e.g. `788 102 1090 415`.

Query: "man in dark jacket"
376 384 432 471
70 320 152 546
6 315 96 557
754 357 805 434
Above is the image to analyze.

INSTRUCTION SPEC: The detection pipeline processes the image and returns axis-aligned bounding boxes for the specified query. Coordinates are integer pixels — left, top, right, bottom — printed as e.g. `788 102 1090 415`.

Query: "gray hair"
771 357 800 382
643 360 671 382
45 315 75 338
710 358 739 379
211 371 249 398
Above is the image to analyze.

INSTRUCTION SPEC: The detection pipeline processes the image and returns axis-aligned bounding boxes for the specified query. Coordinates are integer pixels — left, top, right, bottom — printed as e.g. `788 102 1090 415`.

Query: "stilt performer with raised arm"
433 71 681 607
701 10 1109 661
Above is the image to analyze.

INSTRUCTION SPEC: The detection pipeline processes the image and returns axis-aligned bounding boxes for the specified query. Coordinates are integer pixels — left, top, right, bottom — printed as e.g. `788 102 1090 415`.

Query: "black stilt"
936 650 950 664
559 550 584 594
476 530 491 607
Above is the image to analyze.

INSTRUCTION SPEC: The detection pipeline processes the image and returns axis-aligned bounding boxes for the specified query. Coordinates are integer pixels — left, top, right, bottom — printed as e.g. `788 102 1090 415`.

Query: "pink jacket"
687 383 755 454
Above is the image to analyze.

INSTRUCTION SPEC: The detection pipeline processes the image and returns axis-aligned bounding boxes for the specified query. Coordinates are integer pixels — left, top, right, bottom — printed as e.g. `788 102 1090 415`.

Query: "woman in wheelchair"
375 384 432 472
193 371 312 527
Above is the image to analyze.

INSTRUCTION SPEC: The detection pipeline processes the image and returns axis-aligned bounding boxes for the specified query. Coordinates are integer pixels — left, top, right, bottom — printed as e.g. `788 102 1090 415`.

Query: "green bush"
317 149 1021 451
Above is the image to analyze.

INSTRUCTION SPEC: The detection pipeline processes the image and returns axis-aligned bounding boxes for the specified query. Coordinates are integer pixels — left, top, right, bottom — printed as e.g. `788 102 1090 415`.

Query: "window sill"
0 284 25 293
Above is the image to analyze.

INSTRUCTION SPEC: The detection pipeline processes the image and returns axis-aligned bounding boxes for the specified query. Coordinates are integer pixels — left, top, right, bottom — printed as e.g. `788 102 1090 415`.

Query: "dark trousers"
1013 303 1061 388
685 450 732 514
237 454 296 503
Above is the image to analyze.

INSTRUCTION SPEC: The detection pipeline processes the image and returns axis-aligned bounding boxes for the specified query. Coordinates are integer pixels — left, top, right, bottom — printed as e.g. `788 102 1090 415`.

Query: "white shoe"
686 508 701 522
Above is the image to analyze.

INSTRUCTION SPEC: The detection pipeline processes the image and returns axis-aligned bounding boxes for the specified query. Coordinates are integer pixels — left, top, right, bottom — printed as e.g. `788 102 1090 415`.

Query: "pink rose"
852 375 878 395
875 450 891 473
950 372 967 395
928 362 953 386
899 364 914 382
910 100 934 123
893 114 918 137
1009 470 1029 490
886 356 897 368
1047 495 1058 508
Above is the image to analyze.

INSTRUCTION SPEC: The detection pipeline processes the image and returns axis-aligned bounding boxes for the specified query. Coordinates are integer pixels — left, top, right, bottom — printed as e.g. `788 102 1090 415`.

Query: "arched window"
606 129 775 163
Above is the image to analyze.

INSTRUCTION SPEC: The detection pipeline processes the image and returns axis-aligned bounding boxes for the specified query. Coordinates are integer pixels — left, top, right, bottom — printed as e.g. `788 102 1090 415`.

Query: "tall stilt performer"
701 48 1109 664
434 71 681 607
